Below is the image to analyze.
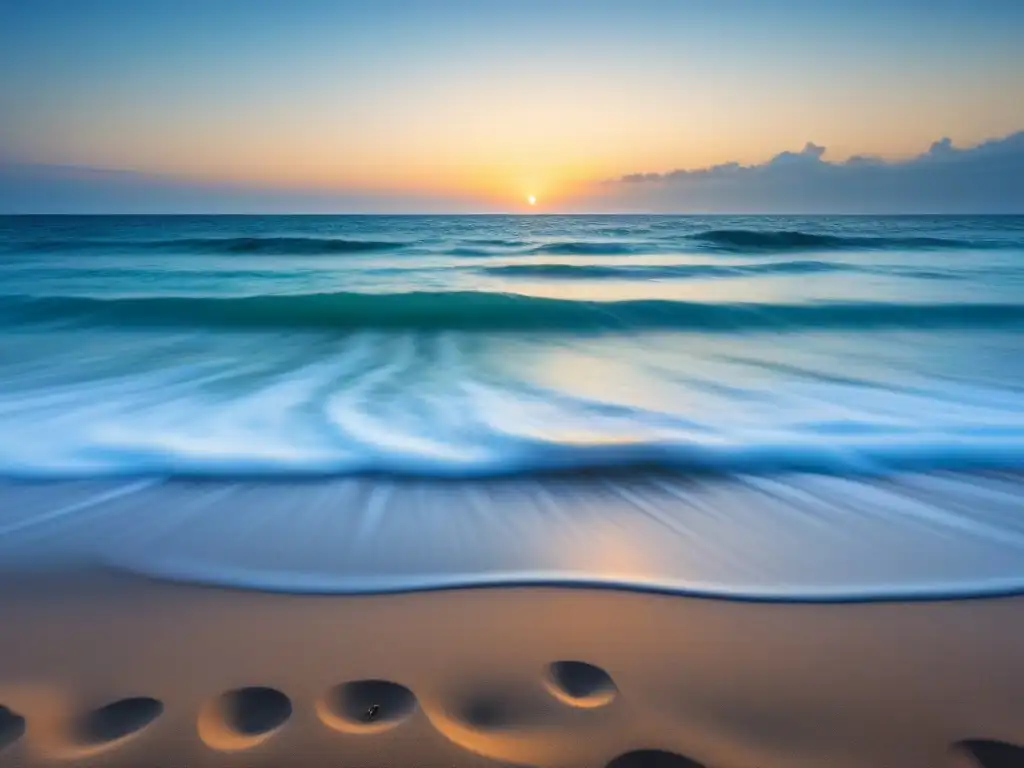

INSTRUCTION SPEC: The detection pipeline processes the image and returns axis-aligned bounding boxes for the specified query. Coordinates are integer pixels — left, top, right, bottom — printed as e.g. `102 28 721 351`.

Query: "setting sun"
527 195 537 206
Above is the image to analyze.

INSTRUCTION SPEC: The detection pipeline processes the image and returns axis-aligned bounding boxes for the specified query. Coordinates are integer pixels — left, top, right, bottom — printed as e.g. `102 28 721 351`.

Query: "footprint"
198 686 291 751
425 679 613 767
318 680 417 734
458 692 543 730
544 661 617 708
605 749 706 768
957 739 1024 768
74 696 163 745
0 706 26 752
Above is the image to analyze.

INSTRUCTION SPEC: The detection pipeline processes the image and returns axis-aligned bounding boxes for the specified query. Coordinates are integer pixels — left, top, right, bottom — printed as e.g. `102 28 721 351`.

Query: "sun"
527 194 537 206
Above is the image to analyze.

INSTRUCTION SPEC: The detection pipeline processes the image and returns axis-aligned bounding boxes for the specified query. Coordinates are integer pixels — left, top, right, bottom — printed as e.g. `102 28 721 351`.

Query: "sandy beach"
2 474 1024 767
2 572 1024 767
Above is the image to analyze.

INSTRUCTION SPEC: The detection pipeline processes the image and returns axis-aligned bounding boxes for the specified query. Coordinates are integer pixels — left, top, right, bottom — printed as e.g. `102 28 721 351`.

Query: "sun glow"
528 195 537 206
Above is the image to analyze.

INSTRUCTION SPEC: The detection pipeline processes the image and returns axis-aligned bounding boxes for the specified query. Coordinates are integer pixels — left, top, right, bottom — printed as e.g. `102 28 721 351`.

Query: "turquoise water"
1 214 1023 477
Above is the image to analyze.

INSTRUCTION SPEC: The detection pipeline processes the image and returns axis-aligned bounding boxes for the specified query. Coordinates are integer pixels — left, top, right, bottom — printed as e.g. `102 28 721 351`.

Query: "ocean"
1 213 1023 479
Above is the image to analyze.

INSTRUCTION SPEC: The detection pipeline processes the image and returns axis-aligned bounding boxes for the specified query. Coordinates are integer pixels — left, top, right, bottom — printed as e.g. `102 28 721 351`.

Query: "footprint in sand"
455 660 618 730
198 686 292 751
422 660 627 766
957 739 1024 768
317 679 418 734
0 705 26 752
544 661 618 708
73 696 163 746
605 750 706 767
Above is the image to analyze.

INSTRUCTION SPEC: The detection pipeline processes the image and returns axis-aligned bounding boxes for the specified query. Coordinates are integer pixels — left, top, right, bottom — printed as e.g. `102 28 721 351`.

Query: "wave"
462 238 528 247
447 246 504 257
488 231 1009 257
526 241 647 255
16 236 402 255
3 291 1023 333
451 241 648 257
12 236 645 257
689 229 993 253
9 231 1010 258
480 261 846 280
445 238 532 256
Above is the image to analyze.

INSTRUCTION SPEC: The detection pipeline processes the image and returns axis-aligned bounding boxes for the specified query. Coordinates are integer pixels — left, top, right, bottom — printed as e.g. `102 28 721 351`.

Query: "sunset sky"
2 0 1023 212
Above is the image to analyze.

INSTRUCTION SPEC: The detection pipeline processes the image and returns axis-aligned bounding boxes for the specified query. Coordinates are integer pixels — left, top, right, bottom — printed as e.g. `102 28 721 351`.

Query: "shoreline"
102 561 1024 605
2 471 1024 603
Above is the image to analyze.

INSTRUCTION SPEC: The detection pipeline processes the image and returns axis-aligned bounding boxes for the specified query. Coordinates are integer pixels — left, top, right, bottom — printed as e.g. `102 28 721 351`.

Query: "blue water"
1 214 1024 478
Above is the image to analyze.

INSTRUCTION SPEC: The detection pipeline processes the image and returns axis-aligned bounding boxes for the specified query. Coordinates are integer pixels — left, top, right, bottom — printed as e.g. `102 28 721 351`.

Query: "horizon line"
3 211 1023 217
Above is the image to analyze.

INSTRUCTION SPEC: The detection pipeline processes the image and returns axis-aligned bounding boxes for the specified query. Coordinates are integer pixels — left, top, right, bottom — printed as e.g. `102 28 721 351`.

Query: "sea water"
1 214 1023 478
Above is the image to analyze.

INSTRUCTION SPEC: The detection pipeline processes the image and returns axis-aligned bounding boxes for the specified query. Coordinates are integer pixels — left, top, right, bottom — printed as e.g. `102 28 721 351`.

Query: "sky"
1 0 1023 213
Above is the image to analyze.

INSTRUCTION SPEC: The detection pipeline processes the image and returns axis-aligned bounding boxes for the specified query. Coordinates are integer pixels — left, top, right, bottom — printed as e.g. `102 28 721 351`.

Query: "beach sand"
1 572 1023 767
2 474 1024 767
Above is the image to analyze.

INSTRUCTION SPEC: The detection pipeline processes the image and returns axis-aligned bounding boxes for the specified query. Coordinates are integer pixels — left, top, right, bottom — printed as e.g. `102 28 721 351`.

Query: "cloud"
4 131 1023 213
607 131 1024 213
